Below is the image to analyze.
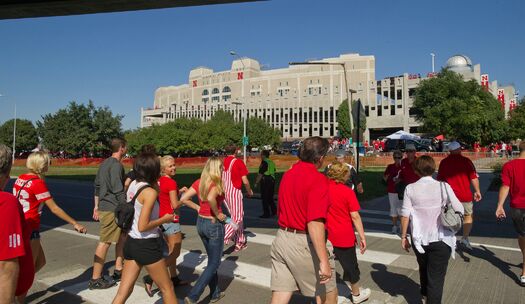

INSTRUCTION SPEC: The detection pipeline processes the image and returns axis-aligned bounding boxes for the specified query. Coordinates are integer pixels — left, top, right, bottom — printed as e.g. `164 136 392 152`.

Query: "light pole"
289 61 358 164
430 53 436 73
0 94 16 163
230 51 248 164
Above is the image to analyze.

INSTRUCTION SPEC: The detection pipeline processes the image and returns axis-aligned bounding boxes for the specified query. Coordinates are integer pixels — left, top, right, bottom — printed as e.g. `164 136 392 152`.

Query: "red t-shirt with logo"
191 179 224 217
0 192 35 296
326 181 361 248
399 158 420 185
384 163 402 193
437 154 478 202
13 174 52 232
501 159 525 209
158 176 179 223
278 161 331 231
223 156 249 190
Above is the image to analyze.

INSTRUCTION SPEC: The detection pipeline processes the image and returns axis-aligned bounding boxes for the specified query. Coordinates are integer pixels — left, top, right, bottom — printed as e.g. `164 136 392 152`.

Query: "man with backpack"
89 138 128 289
254 150 277 218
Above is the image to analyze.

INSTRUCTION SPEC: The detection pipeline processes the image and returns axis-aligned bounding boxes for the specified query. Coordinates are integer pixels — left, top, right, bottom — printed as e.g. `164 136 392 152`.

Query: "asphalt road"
7 173 525 304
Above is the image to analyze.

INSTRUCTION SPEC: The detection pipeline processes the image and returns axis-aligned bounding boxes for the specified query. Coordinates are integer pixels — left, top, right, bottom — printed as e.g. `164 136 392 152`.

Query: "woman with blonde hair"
142 155 200 296
325 162 370 303
13 151 87 295
180 157 227 304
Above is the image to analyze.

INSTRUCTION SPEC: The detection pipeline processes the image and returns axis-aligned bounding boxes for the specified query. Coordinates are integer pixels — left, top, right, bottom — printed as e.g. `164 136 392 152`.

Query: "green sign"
242 136 249 146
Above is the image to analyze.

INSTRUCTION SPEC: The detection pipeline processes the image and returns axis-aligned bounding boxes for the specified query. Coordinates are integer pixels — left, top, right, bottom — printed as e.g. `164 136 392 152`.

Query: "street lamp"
430 53 436 73
0 94 16 163
289 61 358 164
230 51 248 164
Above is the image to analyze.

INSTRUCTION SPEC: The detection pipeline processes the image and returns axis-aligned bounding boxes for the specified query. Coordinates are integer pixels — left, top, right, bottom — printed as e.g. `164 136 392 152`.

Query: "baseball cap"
335 149 347 158
448 141 461 151
405 144 416 151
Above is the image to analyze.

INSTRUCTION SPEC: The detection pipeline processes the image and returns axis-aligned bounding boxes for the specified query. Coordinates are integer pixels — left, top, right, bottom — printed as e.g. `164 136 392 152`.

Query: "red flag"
237 72 244 80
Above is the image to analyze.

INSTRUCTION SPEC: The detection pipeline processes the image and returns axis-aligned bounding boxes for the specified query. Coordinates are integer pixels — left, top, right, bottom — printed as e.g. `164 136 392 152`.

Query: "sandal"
143 275 154 297
171 276 190 286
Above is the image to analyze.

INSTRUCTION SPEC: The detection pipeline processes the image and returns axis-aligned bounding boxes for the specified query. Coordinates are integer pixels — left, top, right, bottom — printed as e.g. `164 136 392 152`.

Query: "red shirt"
501 159 525 209
13 174 52 232
158 176 179 223
384 163 402 193
0 192 35 296
223 156 249 190
399 158 420 185
191 179 224 217
277 161 331 231
437 154 478 202
326 181 361 248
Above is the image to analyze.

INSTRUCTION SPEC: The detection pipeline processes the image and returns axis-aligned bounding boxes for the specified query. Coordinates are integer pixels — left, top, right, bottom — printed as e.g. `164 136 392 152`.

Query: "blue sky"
0 0 523 130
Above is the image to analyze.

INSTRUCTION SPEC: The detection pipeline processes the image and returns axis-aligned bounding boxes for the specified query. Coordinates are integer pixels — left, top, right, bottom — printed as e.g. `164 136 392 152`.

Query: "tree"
37 101 123 155
336 99 366 140
412 69 507 145
508 97 525 140
0 119 38 152
246 117 281 149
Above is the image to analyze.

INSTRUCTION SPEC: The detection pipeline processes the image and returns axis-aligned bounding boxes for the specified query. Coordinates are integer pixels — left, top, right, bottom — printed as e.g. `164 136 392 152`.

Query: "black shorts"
510 208 525 237
123 236 163 266
333 246 360 284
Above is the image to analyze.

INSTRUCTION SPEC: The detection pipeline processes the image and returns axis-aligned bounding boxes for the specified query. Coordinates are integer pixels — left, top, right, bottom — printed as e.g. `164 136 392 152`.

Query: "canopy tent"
386 130 421 140
434 134 445 140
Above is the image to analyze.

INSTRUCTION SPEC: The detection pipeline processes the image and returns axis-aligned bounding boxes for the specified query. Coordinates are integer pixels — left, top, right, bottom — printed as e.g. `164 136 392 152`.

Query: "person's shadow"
370 263 421 303
457 245 521 284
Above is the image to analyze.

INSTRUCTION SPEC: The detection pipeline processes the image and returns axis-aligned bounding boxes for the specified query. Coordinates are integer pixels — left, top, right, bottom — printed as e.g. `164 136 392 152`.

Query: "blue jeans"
187 217 225 302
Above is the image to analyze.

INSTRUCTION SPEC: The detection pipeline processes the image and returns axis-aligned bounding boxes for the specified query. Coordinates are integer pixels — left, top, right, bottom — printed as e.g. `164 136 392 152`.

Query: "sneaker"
210 291 226 303
111 269 122 282
337 296 352 304
88 277 116 290
391 225 398 234
352 287 371 304
520 275 525 286
460 238 473 250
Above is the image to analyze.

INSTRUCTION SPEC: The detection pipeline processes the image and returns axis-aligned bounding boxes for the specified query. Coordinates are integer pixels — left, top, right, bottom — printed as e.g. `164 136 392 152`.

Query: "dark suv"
384 139 434 152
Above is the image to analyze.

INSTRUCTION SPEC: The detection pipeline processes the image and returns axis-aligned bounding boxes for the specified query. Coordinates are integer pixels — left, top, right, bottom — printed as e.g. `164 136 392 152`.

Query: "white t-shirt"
127 180 160 239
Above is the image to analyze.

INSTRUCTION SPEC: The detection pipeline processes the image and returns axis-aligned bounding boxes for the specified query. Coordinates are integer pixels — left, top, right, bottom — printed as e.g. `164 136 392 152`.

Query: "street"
8 172 525 304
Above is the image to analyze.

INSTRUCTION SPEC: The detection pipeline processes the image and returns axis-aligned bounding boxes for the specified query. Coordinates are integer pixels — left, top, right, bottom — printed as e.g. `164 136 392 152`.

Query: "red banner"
192 80 197 87
510 99 517 111
497 89 505 109
481 74 489 91
237 72 244 80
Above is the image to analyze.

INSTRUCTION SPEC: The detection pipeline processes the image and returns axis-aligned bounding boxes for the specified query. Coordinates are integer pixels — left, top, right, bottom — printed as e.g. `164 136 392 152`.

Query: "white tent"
386 130 420 140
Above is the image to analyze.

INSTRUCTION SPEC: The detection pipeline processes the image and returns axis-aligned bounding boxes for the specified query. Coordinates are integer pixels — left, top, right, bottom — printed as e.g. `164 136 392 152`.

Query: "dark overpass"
0 0 259 20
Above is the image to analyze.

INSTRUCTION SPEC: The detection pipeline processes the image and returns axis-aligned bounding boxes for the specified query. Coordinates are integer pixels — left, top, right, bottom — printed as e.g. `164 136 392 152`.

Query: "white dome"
445 55 472 69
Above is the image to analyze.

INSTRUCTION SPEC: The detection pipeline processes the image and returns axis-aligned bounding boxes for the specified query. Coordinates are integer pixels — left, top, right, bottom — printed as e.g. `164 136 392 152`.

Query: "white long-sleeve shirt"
401 176 464 258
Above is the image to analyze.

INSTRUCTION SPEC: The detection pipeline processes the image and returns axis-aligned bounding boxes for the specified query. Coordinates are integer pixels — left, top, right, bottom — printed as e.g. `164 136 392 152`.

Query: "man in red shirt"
270 137 337 304
393 144 420 200
222 145 253 252
0 144 34 304
496 141 525 285
437 141 481 250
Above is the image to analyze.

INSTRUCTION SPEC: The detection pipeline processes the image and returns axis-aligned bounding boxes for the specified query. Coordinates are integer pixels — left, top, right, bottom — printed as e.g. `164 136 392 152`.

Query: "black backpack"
114 185 150 230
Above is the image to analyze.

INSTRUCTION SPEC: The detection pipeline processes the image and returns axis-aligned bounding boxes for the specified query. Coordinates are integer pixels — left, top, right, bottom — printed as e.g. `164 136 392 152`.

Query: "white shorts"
388 193 402 217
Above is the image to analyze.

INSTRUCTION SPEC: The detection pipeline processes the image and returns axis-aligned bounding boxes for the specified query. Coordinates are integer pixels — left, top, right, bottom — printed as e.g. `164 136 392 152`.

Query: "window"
397 105 402 108
222 95 231 101
202 97 209 103
397 89 402 100
212 96 219 102
378 106 382 116
222 86 231 93
390 105 395 115
409 88 416 97
202 89 209 96
365 106 369 117
212 88 219 94
409 107 419 116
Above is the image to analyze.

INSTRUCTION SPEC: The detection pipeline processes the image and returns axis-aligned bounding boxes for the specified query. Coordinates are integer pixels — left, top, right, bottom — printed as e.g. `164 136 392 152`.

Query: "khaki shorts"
462 202 473 216
99 211 122 243
270 229 336 297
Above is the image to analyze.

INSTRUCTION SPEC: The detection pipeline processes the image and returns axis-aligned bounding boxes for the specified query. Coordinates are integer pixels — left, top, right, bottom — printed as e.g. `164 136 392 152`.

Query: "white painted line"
37 268 162 304
469 242 521 252
41 225 100 240
244 232 400 265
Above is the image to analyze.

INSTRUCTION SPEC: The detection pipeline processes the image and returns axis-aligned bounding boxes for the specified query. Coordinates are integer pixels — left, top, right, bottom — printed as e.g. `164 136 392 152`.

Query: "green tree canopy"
37 101 123 155
412 69 507 145
125 110 281 155
0 119 38 152
336 99 366 140
508 97 525 140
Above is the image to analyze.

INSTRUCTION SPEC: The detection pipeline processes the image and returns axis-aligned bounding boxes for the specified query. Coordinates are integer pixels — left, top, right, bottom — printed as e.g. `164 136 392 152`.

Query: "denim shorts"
161 222 181 236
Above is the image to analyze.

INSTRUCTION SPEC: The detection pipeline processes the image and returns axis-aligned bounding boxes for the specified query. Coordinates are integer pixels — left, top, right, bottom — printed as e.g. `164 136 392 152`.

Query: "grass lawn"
10 166 387 202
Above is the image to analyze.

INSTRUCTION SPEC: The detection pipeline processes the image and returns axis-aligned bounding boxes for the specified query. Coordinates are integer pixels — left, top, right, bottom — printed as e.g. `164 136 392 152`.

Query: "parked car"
384 139 434 152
